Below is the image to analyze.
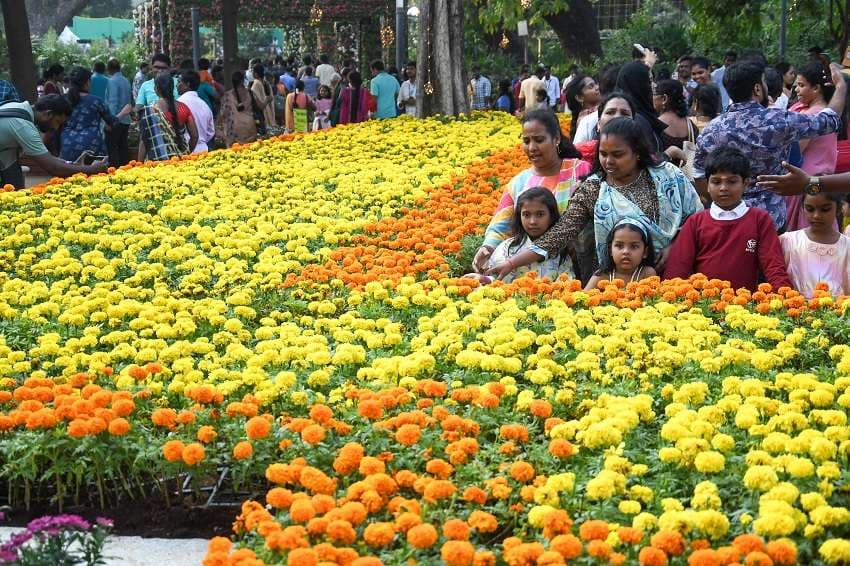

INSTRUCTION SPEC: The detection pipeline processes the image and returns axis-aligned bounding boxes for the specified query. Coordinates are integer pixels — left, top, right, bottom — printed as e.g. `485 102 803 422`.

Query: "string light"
309 3 323 26
423 81 434 95
380 25 395 47
521 0 532 9
499 33 510 49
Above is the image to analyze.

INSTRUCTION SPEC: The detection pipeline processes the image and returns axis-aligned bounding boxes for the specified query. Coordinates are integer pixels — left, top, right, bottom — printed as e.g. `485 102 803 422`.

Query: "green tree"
474 0 602 62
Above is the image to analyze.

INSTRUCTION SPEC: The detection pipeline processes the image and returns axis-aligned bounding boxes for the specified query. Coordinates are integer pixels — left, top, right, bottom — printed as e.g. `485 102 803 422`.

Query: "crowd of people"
467 48 850 299
1 45 849 298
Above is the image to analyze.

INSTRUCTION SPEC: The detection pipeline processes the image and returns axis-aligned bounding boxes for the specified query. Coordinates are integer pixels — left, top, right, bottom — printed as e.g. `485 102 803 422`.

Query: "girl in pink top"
785 61 837 231
780 192 850 299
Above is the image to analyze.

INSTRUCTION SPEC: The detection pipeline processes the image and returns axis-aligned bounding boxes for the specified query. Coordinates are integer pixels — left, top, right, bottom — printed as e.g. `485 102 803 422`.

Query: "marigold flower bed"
1 114 850 565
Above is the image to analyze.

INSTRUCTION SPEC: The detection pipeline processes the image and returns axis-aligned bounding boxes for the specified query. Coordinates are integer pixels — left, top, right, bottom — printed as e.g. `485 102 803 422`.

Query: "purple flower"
26 514 91 534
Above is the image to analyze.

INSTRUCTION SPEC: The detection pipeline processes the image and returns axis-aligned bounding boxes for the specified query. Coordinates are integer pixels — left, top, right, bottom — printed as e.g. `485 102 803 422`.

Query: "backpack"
0 100 34 122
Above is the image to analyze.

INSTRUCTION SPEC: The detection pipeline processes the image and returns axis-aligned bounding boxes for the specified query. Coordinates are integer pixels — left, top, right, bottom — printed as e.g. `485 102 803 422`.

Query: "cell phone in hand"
83 154 107 165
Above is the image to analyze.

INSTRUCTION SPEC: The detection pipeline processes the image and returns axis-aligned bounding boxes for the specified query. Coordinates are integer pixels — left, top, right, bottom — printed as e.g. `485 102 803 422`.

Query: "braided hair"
155 72 186 152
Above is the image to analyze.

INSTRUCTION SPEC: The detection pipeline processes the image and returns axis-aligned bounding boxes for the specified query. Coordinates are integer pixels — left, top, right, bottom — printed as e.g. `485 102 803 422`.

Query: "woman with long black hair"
59 66 119 163
615 61 667 154
220 70 258 146
337 71 373 124
137 72 198 160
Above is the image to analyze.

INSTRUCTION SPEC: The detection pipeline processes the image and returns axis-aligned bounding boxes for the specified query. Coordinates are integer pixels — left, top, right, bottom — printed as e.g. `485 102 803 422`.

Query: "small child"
469 187 573 284
585 220 657 289
665 147 792 291
312 84 333 130
534 88 550 110
495 79 514 113
780 192 850 298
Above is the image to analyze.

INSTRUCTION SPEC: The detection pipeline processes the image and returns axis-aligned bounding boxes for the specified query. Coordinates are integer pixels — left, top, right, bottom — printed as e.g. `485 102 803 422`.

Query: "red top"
664 207 792 291
163 101 192 126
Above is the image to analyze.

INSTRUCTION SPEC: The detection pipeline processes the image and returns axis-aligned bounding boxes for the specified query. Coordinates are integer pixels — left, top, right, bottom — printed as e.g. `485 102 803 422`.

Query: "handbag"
680 119 697 182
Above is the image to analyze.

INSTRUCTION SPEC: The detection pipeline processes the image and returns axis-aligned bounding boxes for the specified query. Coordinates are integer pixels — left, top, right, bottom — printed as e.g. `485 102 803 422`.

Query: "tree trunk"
829 0 850 64
540 0 602 63
222 0 238 91
24 0 88 36
416 0 468 117
449 0 468 115
415 0 433 117
3 0 37 103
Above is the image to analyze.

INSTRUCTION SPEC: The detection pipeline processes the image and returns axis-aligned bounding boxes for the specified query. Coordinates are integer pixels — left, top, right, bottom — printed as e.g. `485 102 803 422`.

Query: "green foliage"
33 29 144 77
598 0 691 68
474 0 573 32
686 0 835 65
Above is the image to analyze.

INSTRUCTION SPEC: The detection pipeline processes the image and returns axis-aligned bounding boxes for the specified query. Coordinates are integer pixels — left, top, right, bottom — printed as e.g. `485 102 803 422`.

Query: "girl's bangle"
506 258 515 271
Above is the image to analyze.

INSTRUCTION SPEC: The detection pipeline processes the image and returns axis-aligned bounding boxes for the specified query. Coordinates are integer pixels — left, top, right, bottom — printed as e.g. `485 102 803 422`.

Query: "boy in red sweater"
665 147 792 291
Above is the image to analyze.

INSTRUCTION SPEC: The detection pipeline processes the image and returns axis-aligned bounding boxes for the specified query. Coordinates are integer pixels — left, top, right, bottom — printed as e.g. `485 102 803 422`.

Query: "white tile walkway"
0 527 208 565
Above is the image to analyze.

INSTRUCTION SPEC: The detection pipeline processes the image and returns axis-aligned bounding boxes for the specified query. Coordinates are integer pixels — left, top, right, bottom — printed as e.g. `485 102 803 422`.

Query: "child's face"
707 170 746 210
611 227 647 272
803 194 837 229
520 199 553 239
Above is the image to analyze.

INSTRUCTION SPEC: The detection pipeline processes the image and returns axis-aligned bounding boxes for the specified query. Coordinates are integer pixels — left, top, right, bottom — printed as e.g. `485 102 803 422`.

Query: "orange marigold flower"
395 423 421 446
609 552 627 566
67 418 90 438
586 540 611 559
509 461 535 483
765 540 796 565
423 479 456 502
617 527 644 545
443 518 471 541
651 531 685 556
548 438 574 458
363 522 396 547
286 548 318 566
359 456 386 476
407 523 438 549
162 440 185 462
638 546 668 566
326 520 357 545
395 512 422 533
688 549 720 566
351 558 382 566
197 425 217 443
266 487 294 509
529 399 552 418
744 551 774 566
579 520 609 541
535 550 566 565
550 534 582 560
358 399 383 420
542 509 572 539
289 498 316 523
111 398 135 417
151 408 177 428
473 550 496 566
245 415 271 440
334 442 365 475
233 441 253 460
308 403 333 424
426 458 454 478
128 365 149 380
301 423 326 445
441 540 475 566
181 442 205 466
176 410 196 425
733 534 765 555
463 486 487 504
107 417 131 436
468 511 498 533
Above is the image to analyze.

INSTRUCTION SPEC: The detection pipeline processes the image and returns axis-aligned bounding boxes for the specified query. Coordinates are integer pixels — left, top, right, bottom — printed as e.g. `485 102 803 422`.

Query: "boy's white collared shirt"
709 201 749 221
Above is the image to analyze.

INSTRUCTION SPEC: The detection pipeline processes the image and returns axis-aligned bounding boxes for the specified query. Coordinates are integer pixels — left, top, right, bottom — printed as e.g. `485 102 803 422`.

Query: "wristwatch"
804 176 822 196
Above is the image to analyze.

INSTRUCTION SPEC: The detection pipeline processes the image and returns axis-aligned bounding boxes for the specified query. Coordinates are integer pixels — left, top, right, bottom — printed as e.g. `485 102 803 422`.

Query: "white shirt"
178 90 214 153
573 112 598 143
543 76 560 107
771 93 789 111
709 201 749 221
316 63 336 86
398 80 417 116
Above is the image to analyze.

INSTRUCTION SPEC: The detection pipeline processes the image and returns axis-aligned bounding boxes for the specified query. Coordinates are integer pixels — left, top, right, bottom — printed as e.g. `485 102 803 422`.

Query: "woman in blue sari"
488 117 702 281
59 67 119 163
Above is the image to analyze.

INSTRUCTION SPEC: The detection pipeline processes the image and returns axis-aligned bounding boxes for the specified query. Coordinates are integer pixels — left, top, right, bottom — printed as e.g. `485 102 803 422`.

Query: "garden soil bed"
2 497 239 539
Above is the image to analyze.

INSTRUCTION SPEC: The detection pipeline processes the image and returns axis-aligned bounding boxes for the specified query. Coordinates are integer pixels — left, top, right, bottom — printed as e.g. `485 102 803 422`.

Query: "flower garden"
1 113 850 566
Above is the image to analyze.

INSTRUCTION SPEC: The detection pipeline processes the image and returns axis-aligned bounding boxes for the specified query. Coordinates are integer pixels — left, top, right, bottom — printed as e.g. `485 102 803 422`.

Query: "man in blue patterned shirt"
694 61 846 230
